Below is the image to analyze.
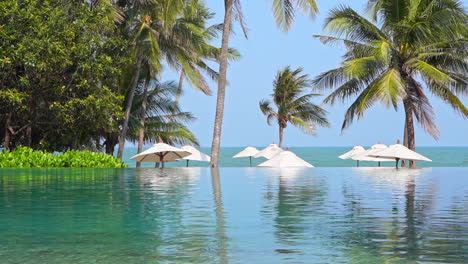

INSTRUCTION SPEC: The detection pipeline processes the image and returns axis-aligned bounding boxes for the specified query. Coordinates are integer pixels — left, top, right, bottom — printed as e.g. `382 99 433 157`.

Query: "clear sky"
165 0 468 147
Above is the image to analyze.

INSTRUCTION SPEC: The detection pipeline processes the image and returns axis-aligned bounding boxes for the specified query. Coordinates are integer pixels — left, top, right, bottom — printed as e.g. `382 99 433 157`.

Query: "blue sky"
165 0 468 147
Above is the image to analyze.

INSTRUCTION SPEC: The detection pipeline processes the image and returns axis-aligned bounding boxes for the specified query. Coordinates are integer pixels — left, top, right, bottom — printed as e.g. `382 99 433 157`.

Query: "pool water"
0 168 467 263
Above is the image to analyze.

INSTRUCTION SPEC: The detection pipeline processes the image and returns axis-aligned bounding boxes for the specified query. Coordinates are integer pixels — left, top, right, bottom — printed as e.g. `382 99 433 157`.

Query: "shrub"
0 147 128 168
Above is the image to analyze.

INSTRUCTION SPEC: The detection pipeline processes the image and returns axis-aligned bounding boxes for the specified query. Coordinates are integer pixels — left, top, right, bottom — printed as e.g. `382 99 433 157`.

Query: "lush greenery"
1 0 466 169
0 147 127 168
0 0 214 159
260 66 329 147
209 0 320 167
313 0 468 167
0 0 128 152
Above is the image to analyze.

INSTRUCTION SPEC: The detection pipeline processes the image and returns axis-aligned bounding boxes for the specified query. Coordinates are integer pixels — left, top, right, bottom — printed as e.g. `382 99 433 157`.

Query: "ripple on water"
0 167 467 264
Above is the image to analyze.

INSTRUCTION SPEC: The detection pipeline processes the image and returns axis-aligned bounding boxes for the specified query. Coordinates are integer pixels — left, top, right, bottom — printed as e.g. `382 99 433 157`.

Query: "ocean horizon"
121 146 468 168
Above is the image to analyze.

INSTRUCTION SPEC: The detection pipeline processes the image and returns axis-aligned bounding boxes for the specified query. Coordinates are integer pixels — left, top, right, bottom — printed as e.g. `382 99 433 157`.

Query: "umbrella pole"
357 160 359 167
249 157 252 167
378 161 381 167
186 160 189 167
160 153 165 168
395 158 399 169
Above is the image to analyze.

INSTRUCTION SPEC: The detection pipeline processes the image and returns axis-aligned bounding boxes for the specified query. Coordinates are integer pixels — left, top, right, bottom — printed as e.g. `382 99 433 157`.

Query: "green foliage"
314 0 468 137
127 80 199 146
259 66 329 146
0 147 127 168
0 0 129 151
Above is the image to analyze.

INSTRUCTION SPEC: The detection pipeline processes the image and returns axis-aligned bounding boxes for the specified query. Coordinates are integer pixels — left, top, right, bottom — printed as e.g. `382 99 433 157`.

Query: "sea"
122 146 468 168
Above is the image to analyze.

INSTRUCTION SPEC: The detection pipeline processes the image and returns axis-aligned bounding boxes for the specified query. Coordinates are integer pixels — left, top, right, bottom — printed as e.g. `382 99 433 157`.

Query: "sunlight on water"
0 168 466 263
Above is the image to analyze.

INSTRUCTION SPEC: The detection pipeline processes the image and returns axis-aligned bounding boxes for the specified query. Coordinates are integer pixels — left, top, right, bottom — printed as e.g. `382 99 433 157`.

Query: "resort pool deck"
0 168 467 263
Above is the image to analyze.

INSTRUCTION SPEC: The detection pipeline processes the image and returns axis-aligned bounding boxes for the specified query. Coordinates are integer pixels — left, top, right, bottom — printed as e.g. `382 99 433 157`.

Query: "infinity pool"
0 168 467 263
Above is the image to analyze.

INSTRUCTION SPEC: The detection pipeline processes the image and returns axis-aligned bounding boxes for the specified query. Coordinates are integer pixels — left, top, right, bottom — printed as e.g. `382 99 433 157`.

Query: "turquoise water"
122 146 468 167
0 168 467 263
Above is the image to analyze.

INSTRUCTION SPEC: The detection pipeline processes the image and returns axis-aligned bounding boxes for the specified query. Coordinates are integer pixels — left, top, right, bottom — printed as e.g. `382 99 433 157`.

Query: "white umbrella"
131 143 191 168
339 145 366 167
257 151 314 168
370 144 432 168
352 143 394 166
254 144 283 159
180 145 211 167
233 146 259 167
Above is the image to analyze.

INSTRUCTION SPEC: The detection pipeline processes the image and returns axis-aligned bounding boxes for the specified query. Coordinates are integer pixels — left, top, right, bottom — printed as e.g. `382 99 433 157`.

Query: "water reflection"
339 168 466 263
353 167 428 190
210 168 229 264
0 168 466 263
262 168 327 257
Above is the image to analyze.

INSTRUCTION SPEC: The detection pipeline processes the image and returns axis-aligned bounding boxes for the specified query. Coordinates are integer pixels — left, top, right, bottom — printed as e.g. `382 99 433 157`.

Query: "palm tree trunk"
175 70 185 105
3 112 12 152
403 97 416 168
279 126 284 148
117 56 143 159
210 0 233 168
136 75 150 168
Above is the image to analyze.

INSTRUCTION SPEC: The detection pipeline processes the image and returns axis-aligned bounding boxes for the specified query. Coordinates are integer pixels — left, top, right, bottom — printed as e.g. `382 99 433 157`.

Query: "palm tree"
313 0 468 167
210 0 319 167
117 0 225 159
116 10 160 159
127 80 199 149
259 66 329 148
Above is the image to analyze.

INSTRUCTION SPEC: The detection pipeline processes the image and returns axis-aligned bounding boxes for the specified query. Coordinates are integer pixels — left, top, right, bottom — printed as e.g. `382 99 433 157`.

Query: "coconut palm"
127 80 199 148
259 66 329 148
313 0 468 167
210 0 319 167
117 0 226 159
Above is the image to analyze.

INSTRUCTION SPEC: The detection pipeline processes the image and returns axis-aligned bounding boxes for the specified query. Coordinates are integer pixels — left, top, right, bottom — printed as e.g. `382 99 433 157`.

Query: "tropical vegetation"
1 0 127 152
0 0 221 163
210 0 320 167
260 66 330 148
1 0 466 169
0 147 127 168
114 0 230 160
313 0 468 167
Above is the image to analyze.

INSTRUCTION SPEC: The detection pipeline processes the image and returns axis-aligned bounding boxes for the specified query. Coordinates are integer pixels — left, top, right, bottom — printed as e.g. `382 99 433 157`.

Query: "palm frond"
289 116 318 135
406 58 451 84
324 5 387 42
272 0 318 32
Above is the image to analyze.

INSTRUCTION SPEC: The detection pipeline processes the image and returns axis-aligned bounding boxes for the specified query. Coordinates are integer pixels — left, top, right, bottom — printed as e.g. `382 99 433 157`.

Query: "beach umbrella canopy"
180 145 210 167
339 145 366 159
233 147 259 158
131 143 191 167
352 143 394 162
254 144 283 159
257 151 314 168
233 146 260 167
181 146 211 162
370 144 432 162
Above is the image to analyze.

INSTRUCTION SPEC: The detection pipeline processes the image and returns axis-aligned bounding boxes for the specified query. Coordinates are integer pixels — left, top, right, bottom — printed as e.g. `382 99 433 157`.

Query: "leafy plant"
0 147 128 168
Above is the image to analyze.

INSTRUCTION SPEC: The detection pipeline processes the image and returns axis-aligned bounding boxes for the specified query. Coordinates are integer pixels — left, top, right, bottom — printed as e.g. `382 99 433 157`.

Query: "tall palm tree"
210 0 319 167
313 0 468 167
117 0 224 159
259 66 329 148
116 10 160 159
